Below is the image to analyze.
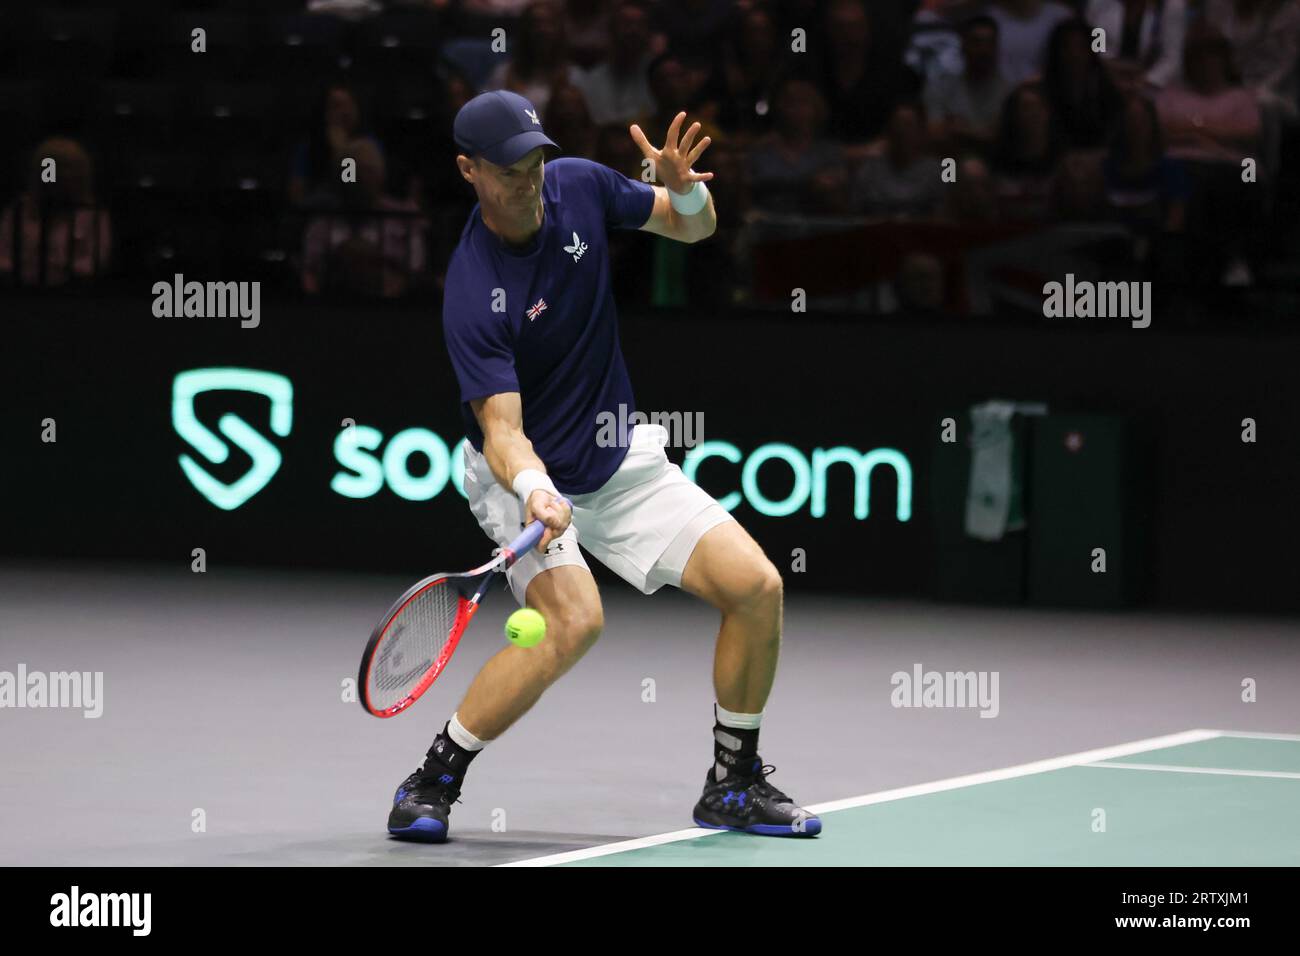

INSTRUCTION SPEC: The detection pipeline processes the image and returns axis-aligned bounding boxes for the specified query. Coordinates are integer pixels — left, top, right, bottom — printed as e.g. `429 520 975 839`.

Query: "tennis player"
388 90 821 841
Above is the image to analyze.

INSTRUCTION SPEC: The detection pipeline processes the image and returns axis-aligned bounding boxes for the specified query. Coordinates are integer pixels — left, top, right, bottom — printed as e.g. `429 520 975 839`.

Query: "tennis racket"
358 496 571 718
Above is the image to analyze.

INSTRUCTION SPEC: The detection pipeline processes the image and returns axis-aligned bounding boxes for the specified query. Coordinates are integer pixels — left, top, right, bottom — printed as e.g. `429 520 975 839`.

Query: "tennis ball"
505 608 547 648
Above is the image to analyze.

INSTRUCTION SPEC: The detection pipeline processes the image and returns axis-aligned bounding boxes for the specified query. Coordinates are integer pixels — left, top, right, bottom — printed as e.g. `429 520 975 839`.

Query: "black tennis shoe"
387 768 461 842
692 757 822 837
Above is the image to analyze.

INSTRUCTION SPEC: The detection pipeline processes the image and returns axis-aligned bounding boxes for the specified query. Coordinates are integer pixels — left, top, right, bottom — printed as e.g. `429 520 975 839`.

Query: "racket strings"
368 580 463 712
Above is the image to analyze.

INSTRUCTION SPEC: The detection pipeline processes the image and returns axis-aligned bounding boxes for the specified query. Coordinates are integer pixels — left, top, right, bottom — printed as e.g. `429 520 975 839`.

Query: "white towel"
964 401 1047 541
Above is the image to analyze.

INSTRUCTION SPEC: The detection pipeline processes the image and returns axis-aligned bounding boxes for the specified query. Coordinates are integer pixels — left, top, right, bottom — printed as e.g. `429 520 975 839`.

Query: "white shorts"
463 423 735 605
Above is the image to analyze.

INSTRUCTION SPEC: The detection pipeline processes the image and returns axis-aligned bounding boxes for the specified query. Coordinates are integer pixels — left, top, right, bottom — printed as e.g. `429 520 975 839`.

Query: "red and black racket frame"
357 496 571 718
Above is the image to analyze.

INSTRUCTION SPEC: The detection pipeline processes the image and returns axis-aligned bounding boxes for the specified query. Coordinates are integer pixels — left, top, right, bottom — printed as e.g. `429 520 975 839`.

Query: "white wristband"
669 174 709 215
512 468 558 508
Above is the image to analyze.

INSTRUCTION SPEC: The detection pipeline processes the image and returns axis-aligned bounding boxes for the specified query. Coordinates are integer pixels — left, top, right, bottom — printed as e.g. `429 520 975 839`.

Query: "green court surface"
506 730 1300 867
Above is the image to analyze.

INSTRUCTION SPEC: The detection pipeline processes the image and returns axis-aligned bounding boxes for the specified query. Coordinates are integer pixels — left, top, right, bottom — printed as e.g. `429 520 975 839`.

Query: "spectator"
593 122 654 302
1156 26 1261 166
1085 0 1188 90
1102 93 1188 273
1043 19 1125 148
482 0 582 114
717 4 785 139
1052 149 1108 219
563 0 616 70
1103 93 1188 237
850 102 945 218
989 0 1075 84
545 81 601 159
806 0 922 161
1155 22 1262 284
907 0 974 86
426 64 480 290
631 50 727 166
652 0 735 61
1204 0 1299 120
683 139 750 311
650 0 735 108
302 138 428 298
441 64 476 116
892 252 948 314
569 0 657 126
747 76 848 215
925 14 1012 153
942 155 1001 221
702 138 752 231
290 83 385 207
0 137 111 287
993 82 1066 220
594 115 646 178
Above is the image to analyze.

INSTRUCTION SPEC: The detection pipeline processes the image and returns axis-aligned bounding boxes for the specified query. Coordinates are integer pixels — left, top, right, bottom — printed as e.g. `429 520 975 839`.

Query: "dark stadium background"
4 0 1298 613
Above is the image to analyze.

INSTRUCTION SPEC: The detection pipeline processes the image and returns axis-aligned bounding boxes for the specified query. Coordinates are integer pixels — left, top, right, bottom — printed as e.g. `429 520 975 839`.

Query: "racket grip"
502 495 572 566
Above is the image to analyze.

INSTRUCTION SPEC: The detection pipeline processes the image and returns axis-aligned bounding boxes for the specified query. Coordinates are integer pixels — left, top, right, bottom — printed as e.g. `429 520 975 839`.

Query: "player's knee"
563 605 604 649
757 562 784 606
541 605 603 675
731 560 783 618
712 558 781 615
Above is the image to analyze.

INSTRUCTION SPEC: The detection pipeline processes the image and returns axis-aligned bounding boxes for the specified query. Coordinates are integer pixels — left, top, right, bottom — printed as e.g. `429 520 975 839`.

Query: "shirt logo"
525 108 540 125
564 231 588 263
526 298 548 322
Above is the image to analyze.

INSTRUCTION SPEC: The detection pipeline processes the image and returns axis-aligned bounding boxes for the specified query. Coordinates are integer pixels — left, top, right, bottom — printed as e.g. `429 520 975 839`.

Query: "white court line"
497 728 1221 867
1086 761 1300 780
1199 729 1300 742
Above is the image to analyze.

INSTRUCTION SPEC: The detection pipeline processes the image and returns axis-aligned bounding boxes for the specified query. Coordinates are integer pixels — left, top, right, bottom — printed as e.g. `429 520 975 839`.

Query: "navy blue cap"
453 90 559 167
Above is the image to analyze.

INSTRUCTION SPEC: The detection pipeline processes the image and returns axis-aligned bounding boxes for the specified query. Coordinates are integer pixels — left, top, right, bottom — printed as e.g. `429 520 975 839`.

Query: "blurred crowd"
2 0 1298 318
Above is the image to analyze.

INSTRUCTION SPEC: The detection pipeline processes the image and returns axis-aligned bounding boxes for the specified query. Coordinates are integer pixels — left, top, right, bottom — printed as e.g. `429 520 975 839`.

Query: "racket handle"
502 495 571 566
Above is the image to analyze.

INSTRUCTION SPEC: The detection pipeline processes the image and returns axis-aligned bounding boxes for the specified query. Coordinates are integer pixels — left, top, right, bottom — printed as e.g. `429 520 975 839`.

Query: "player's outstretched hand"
629 111 714 194
526 491 572 552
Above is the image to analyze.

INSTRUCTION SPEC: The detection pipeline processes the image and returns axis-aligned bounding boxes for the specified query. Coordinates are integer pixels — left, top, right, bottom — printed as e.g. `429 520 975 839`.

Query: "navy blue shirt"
442 157 656 494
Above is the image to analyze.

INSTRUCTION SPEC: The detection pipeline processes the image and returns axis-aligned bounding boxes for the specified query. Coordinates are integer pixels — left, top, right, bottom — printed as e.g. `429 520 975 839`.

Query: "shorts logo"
173 368 294 510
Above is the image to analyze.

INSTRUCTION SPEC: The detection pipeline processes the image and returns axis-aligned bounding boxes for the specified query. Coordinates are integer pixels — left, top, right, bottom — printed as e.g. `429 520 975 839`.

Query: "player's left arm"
630 111 717 244
639 184 716 244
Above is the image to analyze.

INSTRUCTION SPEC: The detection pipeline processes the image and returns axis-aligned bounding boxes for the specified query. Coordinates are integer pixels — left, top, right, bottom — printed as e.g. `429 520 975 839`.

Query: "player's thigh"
679 519 782 614
524 564 605 655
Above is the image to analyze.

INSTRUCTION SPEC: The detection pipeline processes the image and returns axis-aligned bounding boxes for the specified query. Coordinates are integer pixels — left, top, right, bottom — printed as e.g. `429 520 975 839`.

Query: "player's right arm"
471 392 571 550
470 391 542 491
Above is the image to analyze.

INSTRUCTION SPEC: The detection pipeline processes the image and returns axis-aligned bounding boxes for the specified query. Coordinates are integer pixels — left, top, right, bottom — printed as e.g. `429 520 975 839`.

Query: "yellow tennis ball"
505 608 547 648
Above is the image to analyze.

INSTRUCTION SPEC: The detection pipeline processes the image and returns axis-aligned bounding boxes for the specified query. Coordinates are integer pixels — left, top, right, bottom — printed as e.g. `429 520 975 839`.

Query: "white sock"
448 712 487 751
714 701 763 730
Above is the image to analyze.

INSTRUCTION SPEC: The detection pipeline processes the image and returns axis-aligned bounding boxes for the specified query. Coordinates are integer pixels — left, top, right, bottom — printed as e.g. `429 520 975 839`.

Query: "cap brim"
482 131 559 167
